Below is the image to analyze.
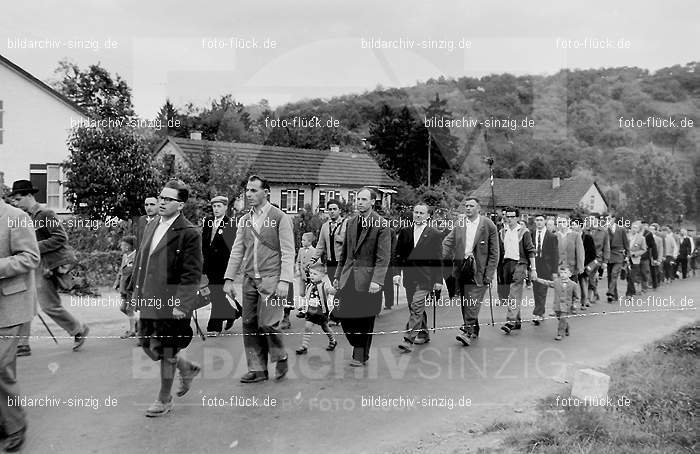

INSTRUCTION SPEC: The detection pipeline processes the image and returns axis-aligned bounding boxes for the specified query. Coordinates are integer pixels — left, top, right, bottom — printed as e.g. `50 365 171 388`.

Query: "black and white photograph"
0 1 698 452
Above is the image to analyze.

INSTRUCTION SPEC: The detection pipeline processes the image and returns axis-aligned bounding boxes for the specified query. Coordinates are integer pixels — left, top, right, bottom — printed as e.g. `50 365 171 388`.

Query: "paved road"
16 276 699 453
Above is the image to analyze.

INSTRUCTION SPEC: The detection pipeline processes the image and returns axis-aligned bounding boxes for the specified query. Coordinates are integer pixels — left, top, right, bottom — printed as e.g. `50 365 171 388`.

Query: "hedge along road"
16 277 699 453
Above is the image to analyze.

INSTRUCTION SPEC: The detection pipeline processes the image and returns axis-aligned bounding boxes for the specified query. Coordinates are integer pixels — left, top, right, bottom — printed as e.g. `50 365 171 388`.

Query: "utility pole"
485 157 496 220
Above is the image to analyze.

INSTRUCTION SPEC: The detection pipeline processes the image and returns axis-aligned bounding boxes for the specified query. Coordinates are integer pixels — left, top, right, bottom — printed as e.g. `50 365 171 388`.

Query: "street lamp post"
427 130 432 188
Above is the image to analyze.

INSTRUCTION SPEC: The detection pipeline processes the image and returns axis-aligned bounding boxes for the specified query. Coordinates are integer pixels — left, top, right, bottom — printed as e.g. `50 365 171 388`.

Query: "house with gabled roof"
154 135 398 214
0 53 89 213
471 177 608 217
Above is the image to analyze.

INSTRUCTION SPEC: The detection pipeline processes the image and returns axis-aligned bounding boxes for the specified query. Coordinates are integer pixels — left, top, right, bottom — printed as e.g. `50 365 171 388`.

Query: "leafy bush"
75 251 124 288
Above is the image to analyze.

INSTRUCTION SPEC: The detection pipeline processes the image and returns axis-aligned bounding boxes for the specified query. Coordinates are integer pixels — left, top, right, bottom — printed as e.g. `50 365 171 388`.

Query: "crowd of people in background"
0 174 697 440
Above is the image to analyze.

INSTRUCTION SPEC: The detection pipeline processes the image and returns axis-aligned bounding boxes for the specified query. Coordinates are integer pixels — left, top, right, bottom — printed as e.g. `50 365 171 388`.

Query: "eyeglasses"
158 196 181 203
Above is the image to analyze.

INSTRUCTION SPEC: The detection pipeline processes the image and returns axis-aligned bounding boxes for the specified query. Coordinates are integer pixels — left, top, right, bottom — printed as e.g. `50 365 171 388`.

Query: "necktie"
537 232 542 257
329 221 339 262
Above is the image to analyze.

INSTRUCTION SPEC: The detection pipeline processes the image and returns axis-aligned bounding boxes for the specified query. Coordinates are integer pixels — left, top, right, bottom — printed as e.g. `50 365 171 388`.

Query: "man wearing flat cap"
202 195 239 335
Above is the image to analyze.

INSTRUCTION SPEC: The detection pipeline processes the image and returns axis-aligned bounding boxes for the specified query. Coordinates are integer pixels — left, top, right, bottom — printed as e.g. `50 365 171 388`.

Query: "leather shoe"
398 343 412 353
4 425 26 452
240 371 268 383
275 358 288 380
16 345 31 357
412 337 429 345
176 363 201 397
73 325 89 351
456 334 471 346
349 359 366 367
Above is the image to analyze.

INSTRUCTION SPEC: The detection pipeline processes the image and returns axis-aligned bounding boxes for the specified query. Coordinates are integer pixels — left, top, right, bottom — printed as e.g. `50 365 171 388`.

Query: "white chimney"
552 177 561 189
330 145 340 152
190 131 202 140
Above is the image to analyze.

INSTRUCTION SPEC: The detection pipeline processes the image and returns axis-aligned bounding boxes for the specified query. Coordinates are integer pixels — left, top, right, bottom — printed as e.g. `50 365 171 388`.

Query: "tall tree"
64 126 161 220
424 93 459 180
51 59 134 119
623 145 686 223
155 99 180 137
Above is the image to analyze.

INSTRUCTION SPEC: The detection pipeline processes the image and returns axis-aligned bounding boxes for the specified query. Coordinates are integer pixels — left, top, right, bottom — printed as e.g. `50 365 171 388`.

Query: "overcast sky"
2 0 698 118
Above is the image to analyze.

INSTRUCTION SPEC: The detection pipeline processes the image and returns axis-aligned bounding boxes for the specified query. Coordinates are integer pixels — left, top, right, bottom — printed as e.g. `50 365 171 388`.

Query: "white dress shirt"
464 215 480 256
503 224 521 261
150 214 179 255
535 228 546 257
413 223 426 247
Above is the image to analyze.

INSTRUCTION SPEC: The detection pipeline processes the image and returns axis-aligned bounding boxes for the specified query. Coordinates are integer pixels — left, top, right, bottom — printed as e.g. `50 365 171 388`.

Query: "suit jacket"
201 215 236 283
27 203 75 270
532 228 559 279
131 214 203 318
393 225 443 289
582 232 597 268
590 228 610 262
560 231 585 274
679 237 692 258
441 215 499 286
335 210 391 295
642 230 658 261
608 226 629 264
312 217 347 264
0 201 40 328
135 214 157 252
628 232 647 264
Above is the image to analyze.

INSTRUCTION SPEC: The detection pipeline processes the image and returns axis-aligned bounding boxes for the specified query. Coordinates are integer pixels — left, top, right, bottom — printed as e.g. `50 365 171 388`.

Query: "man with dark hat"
202 195 240 335
0 193 40 451
8 180 89 356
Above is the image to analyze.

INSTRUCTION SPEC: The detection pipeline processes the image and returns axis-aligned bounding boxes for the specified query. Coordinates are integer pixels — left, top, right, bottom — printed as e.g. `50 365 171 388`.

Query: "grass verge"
482 324 698 453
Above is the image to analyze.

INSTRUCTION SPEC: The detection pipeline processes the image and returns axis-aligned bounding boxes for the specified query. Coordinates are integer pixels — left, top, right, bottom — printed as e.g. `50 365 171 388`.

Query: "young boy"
534 264 580 341
293 232 317 320
296 261 337 354
115 235 138 339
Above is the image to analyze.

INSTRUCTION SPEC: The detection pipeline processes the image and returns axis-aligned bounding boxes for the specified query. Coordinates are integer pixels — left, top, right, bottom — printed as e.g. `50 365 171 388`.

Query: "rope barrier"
3 306 695 340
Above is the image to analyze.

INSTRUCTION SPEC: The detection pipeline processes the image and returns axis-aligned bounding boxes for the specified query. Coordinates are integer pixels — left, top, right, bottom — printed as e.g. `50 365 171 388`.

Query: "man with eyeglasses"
135 197 158 251
130 180 203 417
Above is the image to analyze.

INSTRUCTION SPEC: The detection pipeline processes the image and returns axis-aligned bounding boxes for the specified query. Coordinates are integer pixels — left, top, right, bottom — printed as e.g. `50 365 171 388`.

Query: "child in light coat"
296 261 337 354
534 264 580 340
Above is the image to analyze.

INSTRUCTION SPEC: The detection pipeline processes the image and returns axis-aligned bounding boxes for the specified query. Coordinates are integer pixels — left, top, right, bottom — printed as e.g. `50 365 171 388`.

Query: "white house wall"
0 62 86 184
579 184 608 214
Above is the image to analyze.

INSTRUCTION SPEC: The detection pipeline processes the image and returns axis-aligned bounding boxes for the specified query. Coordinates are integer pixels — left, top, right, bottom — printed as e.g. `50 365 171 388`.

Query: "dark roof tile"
162 137 397 187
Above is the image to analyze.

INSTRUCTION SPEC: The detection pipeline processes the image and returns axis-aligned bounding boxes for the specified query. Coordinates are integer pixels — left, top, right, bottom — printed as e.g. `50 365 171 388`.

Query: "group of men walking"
1 172 696 433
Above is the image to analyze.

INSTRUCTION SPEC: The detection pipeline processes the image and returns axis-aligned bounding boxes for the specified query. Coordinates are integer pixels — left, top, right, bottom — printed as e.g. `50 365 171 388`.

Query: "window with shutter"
319 191 326 212
298 190 305 212
280 190 288 212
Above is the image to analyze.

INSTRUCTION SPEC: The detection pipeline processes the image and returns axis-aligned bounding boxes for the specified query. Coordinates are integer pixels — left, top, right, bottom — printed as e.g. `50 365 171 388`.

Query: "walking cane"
488 282 495 326
192 310 206 341
37 313 58 344
394 283 399 307
432 290 437 332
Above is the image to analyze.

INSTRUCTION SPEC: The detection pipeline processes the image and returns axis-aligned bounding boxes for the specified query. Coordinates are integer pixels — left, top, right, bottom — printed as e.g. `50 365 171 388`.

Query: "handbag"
193 274 213 311
52 263 88 292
